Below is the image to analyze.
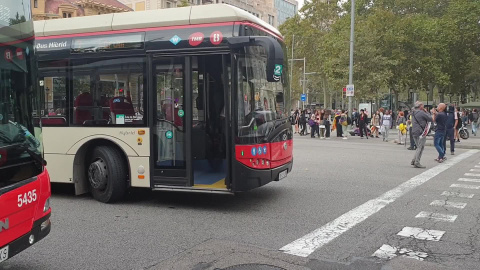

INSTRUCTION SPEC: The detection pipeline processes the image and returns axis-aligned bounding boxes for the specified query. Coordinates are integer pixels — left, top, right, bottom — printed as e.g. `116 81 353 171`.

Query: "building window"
63 12 72 18
34 0 38 8
166 1 172 8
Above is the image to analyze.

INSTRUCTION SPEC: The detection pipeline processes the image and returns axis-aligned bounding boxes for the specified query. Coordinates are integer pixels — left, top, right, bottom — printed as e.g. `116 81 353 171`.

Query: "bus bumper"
2 213 51 261
233 159 293 192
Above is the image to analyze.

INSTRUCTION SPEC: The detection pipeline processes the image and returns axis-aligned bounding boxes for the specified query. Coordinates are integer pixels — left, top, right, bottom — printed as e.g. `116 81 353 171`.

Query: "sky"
298 0 305 9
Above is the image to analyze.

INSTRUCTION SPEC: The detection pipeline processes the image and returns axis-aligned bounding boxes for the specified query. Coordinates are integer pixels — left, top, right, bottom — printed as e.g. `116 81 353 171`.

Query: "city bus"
34 4 293 203
0 0 52 263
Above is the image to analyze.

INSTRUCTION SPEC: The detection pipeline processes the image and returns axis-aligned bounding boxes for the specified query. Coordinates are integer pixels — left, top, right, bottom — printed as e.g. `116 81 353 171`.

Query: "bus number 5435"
17 190 37 207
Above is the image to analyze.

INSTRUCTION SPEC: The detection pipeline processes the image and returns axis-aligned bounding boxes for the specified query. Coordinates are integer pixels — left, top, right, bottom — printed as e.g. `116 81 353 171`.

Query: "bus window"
71 57 146 125
38 61 68 126
236 46 285 144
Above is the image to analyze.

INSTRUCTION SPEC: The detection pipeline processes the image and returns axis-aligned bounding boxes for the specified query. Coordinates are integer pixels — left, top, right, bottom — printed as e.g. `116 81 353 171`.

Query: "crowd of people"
291 105 479 169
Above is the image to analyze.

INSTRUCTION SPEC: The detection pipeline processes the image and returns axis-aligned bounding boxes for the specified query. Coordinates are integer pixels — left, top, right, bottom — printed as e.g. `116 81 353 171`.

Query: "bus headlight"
43 198 50 212
40 219 51 231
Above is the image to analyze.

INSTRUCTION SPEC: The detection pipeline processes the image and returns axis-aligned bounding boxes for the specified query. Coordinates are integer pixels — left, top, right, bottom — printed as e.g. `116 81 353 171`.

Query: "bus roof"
34 4 282 39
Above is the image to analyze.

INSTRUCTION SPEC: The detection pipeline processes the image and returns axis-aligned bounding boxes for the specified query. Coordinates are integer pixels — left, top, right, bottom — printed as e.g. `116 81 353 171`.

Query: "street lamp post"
289 57 307 109
348 0 355 117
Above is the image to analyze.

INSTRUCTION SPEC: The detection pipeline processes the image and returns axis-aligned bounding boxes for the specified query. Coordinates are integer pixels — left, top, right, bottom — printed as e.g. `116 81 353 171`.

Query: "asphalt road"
2 134 480 270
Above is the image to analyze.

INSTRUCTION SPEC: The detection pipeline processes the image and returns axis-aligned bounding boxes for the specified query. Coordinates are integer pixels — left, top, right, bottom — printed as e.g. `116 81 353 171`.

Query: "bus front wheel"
87 146 128 203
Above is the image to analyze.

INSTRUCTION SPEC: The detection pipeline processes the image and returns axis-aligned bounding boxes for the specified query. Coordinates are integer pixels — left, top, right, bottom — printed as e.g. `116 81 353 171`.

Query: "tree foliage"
280 0 480 106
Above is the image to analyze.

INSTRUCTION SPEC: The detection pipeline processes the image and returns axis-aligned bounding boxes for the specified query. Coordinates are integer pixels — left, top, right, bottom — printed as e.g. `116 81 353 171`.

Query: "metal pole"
290 34 295 109
303 57 306 110
348 0 355 117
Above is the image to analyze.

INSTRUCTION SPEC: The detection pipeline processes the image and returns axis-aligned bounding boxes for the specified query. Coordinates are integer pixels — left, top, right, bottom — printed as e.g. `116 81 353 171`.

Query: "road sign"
301 94 307 102
346 84 355 97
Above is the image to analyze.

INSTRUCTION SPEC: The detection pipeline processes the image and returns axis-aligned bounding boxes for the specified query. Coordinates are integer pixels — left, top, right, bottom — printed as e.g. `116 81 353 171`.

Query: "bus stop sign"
301 94 307 102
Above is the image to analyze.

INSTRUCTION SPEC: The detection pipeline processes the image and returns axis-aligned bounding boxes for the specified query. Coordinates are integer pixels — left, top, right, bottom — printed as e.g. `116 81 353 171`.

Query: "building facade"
31 0 132 20
274 0 297 25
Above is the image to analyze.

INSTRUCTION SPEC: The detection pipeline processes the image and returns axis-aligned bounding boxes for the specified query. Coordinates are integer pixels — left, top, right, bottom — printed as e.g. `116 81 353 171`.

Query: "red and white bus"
35 4 293 203
0 0 52 263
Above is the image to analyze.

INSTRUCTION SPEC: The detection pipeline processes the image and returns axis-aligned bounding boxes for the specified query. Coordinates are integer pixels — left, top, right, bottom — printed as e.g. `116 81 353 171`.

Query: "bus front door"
152 57 193 187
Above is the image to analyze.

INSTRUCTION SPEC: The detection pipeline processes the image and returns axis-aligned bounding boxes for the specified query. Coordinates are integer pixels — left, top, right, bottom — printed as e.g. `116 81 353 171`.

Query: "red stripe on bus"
36 22 236 40
239 22 284 41
0 36 35 47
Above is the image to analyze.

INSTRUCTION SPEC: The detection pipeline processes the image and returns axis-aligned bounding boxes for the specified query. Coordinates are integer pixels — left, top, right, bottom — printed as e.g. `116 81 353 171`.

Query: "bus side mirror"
228 36 284 83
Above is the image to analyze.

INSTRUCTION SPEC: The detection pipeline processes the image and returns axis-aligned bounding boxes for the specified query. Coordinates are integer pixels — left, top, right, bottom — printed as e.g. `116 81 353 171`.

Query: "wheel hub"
88 159 108 190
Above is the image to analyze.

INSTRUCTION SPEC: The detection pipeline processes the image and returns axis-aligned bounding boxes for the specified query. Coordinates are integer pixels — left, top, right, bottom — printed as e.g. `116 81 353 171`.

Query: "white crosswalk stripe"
450 183 480 189
458 178 480 183
430 200 466 209
441 191 475 198
465 173 480 177
372 244 428 261
415 211 458 222
469 169 480 172
397 227 445 241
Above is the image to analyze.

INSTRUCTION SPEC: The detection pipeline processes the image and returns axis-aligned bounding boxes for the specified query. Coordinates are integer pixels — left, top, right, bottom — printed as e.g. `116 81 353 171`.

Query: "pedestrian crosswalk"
372 161 480 262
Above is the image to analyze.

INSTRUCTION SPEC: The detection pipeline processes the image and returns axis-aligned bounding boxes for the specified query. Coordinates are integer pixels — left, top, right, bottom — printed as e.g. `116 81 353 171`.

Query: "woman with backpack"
310 112 319 138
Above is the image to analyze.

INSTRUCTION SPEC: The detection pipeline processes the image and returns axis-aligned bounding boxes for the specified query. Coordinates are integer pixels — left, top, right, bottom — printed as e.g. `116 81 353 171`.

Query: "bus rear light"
138 175 145 179
43 198 50 213
138 129 145 135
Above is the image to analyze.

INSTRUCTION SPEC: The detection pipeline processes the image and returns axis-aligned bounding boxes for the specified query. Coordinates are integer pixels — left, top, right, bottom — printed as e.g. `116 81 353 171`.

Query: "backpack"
340 116 347 126
473 112 479 123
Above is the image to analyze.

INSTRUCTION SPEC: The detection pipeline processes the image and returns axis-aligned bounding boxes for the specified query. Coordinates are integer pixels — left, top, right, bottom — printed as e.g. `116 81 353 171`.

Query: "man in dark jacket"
358 109 369 139
445 105 456 155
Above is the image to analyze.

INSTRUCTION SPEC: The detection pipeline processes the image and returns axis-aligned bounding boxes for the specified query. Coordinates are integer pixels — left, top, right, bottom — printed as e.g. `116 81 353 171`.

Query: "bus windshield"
0 0 42 186
236 46 288 144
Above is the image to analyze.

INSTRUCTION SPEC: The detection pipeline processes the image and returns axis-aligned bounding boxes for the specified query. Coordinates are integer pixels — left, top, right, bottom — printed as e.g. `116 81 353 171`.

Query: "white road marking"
397 227 445 241
450 183 480 190
372 244 428 261
430 200 466 209
470 169 480 172
279 150 478 257
415 211 458 222
465 173 480 177
441 191 475 199
475 165 480 168
458 177 480 183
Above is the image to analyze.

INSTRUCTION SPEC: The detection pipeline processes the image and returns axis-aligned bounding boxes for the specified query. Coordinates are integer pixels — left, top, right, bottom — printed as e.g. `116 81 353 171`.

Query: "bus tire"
87 146 128 203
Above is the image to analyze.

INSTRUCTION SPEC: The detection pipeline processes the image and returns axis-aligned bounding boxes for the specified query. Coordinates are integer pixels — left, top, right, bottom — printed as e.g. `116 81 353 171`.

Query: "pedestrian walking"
310 113 319 138
454 107 461 142
410 101 433 168
432 103 447 163
381 111 392 142
325 110 331 139
396 111 406 145
340 110 348 139
445 105 456 155
471 108 479 136
294 109 300 134
318 110 326 139
334 112 342 137
300 110 307 136
351 108 359 128
358 109 369 139
407 110 416 150
370 111 380 138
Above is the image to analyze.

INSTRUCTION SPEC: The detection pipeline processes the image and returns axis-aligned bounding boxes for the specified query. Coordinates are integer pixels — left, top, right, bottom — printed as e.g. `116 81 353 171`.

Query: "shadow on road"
50 183 286 213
